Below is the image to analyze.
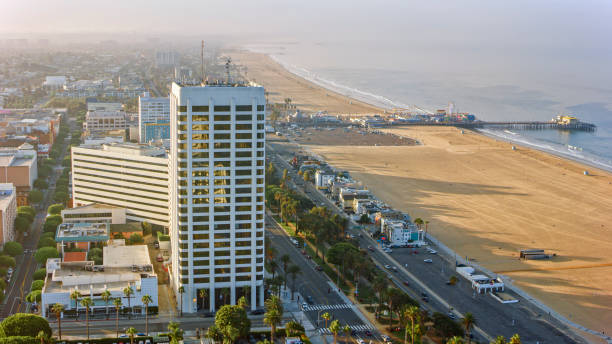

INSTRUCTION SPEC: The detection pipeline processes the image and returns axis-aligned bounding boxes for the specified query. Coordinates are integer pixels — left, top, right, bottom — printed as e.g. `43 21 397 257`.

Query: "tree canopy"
34 247 59 264
28 190 43 204
3 242 23 257
214 305 251 342
0 313 52 337
47 204 64 215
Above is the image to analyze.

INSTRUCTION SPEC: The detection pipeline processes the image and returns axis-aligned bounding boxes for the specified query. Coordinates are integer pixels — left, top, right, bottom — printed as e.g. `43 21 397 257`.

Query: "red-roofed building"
63 251 87 262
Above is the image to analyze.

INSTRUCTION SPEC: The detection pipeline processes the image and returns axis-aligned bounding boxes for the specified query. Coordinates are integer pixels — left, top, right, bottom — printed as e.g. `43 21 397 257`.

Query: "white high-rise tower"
169 82 266 313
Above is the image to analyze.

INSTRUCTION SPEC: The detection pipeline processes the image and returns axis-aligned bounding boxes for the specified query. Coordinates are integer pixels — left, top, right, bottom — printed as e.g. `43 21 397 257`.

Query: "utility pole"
201 40 205 85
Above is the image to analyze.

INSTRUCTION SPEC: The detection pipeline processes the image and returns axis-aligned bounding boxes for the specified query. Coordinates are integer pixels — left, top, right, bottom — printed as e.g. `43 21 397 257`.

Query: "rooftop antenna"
225 57 232 85
200 40 205 85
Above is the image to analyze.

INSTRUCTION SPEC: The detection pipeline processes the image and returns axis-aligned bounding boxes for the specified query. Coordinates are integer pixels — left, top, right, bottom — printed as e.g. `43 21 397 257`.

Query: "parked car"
153 241 159 249
250 309 265 315
368 246 374 252
423 259 433 263
381 335 392 343
384 264 391 269
403 281 410 286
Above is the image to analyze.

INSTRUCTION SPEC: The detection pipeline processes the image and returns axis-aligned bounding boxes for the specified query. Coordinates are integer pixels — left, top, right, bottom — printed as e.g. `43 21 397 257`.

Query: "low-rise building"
61 203 126 224
41 243 158 318
456 265 505 294
0 144 37 206
315 170 335 190
55 222 110 254
0 184 17 246
84 111 127 133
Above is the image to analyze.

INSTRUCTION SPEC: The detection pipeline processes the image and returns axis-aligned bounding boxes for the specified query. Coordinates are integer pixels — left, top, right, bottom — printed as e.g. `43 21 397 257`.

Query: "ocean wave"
479 128 612 172
265 53 411 110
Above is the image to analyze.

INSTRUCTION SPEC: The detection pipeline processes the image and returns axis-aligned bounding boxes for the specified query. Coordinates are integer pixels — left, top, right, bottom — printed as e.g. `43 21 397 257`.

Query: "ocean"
246 41 612 172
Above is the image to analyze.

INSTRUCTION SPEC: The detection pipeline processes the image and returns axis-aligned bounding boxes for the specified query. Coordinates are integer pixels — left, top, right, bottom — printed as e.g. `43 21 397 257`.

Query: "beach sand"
235 50 612 338
229 50 381 114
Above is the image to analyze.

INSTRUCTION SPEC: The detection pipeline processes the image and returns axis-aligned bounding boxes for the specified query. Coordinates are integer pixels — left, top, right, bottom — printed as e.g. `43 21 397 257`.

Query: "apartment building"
84 110 127 133
71 143 169 226
138 92 170 143
0 144 38 206
0 184 17 246
169 82 266 313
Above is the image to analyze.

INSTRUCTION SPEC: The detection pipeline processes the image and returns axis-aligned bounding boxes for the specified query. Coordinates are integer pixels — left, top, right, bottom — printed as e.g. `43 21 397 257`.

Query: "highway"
267 138 586 344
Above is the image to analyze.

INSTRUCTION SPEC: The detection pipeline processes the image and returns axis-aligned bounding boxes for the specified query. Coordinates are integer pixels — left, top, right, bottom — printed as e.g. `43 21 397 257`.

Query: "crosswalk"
301 303 355 311
318 324 375 334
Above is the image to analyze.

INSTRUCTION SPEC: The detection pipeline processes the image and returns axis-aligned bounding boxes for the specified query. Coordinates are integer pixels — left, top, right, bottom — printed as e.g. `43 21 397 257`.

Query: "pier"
384 121 596 132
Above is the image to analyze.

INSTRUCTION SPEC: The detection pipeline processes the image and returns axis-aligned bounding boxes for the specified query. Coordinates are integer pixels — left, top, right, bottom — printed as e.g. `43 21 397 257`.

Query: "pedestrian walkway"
318 324 375 335
302 303 354 312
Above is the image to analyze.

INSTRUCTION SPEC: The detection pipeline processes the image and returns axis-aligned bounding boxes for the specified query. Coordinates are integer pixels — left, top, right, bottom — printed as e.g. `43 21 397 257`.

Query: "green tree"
34 179 48 189
47 204 64 215
0 255 16 267
199 289 208 310
3 242 23 257
404 305 420 344
14 216 31 233
30 280 44 291
17 206 36 218
37 237 56 249
509 334 521 344
53 191 68 204
87 248 103 265
128 233 144 244
32 269 46 281
447 337 464 344
101 289 112 320
26 290 42 303
36 330 49 344
462 312 476 344
237 296 248 310
280 254 290 288
413 218 424 230
329 320 341 344
80 297 93 340
142 294 153 335
29 190 43 204
205 325 223 343
126 327 137 344
0 313 52 337
491 336 507 344
141 221 152 235
16 210 34 224
51 303 64 340
215 305 250 344
34 247 59 264
113 298 122 338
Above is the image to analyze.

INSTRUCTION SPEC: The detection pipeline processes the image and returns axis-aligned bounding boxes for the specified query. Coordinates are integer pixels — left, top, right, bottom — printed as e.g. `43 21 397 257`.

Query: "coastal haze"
2 0 612 343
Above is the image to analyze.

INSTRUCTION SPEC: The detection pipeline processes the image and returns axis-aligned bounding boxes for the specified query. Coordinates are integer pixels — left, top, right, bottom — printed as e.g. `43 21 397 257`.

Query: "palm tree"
142 295 153 335
268 260 278 279
405 305 420 344
322 312 331 328
462 312 475 344
36 330 49 344
329 320 341 344
80 297 93 340
168 322 184 344
199 289 208 310
509 334 521 344
491 336 507 344
372 275 387 318
123 286 134 319
447 337 464 344
413 218 423 231
238 295 249 309
101 289 112 320
280 254 290 288
51 303 64 340
287 264 301 300
70 289 81 319
264 295 284 343
178 286 185 316
424 220 430 236
113 298 122 338
126 327 137 344
264 308 282 343
342 325 351 344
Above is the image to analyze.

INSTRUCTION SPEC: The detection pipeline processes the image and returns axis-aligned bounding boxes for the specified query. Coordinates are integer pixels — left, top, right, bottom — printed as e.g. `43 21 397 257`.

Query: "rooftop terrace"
55 222 109 242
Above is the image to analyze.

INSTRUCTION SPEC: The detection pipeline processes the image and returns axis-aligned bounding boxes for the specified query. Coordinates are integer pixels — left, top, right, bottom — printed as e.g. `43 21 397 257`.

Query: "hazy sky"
2 0 611 53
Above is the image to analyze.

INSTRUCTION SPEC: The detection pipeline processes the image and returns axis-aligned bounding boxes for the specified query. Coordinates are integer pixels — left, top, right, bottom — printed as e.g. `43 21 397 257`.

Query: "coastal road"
266 213 378 337
267 138 586 343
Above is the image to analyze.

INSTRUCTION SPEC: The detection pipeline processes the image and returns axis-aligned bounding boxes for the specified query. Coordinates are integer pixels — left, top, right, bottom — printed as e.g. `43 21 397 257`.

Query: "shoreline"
235 49 612 342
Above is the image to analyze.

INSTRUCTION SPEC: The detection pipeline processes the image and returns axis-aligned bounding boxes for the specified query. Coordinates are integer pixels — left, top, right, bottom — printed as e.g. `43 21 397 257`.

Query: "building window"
236 105 252 111
214 106 230 112
192 106 209 112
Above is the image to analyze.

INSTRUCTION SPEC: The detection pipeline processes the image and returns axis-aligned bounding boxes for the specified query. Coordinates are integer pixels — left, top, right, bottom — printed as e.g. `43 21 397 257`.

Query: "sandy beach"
234 49 612 338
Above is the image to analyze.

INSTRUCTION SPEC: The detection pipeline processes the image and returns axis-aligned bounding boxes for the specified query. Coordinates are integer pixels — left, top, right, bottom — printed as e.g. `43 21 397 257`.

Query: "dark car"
307 295 314 304
403 281 410 287
153 241 159 249
364 330 373 337
250 309 265 315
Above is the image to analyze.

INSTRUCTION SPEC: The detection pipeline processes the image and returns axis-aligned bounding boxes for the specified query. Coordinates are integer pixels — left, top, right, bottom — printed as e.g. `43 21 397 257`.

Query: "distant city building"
43 76 67 89
169 82 266 313
0 184 17 246
0 144 37 206
156 51 178 67
87 102 122 112
71 143 169 226
84 110 127 133
41 243 158 318
138 92 170 143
